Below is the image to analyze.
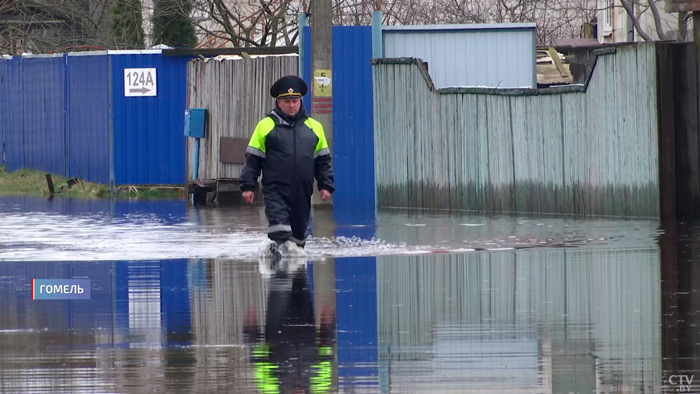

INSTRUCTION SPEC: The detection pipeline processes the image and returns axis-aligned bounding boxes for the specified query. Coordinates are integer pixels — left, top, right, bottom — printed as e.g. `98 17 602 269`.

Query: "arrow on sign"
129 87 151 94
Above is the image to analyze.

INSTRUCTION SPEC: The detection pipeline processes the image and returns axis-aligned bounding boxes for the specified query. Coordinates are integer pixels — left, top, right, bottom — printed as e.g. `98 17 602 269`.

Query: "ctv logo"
669 375 694 392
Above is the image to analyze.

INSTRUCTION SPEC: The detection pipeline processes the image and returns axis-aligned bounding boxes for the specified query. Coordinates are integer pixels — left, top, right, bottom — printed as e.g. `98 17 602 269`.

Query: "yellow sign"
313 69 332 97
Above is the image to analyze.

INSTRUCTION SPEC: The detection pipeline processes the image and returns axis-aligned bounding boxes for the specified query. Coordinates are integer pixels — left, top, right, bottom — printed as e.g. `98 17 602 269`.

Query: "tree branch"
619 0 655 40
647 0 670 40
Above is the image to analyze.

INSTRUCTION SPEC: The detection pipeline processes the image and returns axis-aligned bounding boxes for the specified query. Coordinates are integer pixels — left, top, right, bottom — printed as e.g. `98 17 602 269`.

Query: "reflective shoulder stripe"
246 146 265 158
248 117 276 154
304 117 329 155
314 147 330 158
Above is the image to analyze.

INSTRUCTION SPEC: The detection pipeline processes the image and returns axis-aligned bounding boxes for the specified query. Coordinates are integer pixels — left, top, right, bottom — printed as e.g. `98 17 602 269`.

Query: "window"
602 0 613 36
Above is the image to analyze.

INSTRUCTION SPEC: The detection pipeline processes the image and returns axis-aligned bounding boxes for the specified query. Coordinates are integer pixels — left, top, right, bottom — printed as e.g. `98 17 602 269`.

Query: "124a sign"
124 68 157 97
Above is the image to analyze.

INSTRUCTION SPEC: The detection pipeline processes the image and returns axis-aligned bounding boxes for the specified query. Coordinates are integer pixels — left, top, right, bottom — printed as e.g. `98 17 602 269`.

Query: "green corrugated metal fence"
372 44 659 217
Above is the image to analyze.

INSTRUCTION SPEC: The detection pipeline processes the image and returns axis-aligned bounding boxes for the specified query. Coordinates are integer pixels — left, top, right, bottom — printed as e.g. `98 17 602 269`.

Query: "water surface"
0 196 697 393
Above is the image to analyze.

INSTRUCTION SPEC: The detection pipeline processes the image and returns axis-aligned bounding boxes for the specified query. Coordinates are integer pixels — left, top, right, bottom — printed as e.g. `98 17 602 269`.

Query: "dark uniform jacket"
240 108 335 196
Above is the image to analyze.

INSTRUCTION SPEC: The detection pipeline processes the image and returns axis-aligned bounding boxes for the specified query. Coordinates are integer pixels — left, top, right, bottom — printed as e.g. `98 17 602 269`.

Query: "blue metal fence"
0 58 8 168
110 54 191 185
302 26 376 214
2 57 22 171
8 58 22 172
4 33 376 196
66 54 110 184
19 55 66 176
1 51 190 186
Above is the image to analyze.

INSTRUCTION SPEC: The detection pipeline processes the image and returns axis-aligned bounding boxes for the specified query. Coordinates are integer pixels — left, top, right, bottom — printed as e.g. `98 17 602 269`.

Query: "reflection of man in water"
244 258 335 394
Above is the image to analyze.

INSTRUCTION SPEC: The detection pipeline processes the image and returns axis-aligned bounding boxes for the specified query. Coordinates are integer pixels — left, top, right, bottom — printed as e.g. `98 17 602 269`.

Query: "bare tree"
2 0 686 54
331 0 438 26
0 0 114 55
425 0 597 46
189 0 440 48
617 0 681 41
326 0 596 45
190 0 303 47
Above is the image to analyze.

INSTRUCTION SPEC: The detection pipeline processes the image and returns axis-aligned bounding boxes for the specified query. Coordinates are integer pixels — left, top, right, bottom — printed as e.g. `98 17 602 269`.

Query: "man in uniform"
240 75 335 257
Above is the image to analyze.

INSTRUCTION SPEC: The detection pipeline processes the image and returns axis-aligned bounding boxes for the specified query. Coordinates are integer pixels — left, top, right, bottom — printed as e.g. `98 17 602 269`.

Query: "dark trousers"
263 184 311 247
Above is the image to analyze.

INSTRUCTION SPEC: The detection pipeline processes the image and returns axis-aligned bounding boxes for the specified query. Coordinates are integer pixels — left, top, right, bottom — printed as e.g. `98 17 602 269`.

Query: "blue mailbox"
184 108 206 138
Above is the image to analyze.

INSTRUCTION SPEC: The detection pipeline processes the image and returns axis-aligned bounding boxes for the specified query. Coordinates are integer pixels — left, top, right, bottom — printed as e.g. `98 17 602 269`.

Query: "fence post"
63 54 70 178
298 13 308 76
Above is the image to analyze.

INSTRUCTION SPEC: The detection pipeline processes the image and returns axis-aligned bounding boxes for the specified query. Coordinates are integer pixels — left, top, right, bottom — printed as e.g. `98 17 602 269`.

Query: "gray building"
374 19 537 89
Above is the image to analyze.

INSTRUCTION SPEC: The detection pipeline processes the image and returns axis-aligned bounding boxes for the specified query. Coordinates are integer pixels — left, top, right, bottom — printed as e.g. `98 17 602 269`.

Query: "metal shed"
374 18 537 89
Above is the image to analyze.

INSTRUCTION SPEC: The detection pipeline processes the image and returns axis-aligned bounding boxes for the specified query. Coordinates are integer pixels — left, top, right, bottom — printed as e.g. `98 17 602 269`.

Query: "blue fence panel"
66 54 110 184
20 55 66 176
0 58 8 168
110 53 190 185
303 26 376 213
4 57 24 171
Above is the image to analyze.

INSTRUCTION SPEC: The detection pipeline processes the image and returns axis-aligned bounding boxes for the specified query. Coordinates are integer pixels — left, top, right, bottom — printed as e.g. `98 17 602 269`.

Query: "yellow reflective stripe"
253 344 270 357
249 117 275 154
310 360 332 393
253 344 279 393
319 346 332 357
254 361 280 393
304 117 329 154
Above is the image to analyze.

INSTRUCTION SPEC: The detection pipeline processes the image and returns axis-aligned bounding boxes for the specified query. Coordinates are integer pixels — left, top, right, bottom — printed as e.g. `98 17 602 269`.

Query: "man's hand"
242 191 255 203
319 189 331 201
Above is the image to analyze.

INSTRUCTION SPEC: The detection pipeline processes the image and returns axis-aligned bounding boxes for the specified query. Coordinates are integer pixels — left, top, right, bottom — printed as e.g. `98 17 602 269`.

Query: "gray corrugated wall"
383 26 536 89
186 55 298 181
373 44 659 217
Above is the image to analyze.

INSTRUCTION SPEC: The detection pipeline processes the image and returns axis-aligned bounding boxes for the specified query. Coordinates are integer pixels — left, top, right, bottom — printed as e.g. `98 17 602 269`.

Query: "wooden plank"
45 174 55 194
547 47 570 77
656 43 678 221
191 179 216 188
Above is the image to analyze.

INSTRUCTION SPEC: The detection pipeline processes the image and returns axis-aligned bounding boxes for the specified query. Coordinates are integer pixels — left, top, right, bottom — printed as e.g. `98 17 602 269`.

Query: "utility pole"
310 0 333 207
309 9 336 389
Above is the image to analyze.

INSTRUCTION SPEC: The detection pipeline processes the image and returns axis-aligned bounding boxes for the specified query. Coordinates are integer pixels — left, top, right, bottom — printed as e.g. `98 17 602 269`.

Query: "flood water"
0 196 698 393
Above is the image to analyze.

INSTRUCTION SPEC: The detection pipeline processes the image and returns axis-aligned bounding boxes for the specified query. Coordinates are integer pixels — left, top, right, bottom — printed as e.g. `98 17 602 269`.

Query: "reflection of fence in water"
190 259 269 344
377 248 662 392
189 259 269 391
